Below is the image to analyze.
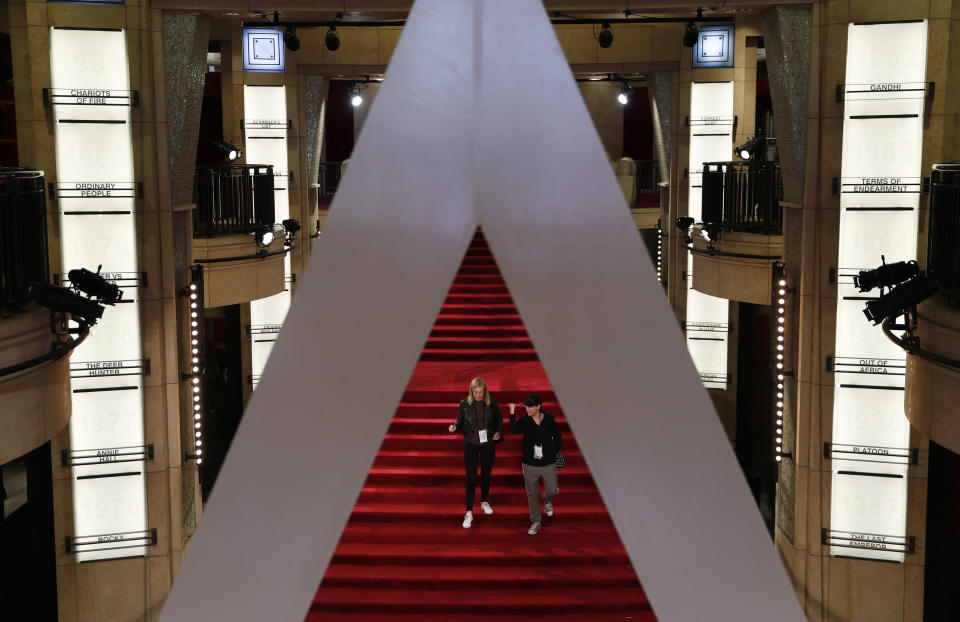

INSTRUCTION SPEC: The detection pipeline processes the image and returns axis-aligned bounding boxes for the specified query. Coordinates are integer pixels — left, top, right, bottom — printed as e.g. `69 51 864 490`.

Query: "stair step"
401 390 558 403
444 294 516 305
386 417 572 435
430 326 528 338
330 539 629 566
321 563 640 589
420 349 539 362
433 314 523 326
311 587 650 614
438 304 519 315
363 467 593 487
424 337 534 350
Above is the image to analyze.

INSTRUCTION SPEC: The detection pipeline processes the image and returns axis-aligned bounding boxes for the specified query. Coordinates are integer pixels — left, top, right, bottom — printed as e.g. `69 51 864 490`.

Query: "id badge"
533 444 543 459
478 429 488 444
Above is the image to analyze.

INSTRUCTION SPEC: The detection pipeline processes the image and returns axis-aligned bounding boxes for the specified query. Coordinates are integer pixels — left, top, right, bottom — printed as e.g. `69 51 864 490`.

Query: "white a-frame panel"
829 20 927 563
50 27 150 563
160 2 478 619
687 82 733 390
161 1 804 621
475 3 799 620
244 85 291 390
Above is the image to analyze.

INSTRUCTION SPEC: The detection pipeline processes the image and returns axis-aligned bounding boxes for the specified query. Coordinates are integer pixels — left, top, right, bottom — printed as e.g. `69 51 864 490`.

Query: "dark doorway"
735 301 776 536
323 80 356 164
199 304 245 502
0 443 57 620
924 440 960 620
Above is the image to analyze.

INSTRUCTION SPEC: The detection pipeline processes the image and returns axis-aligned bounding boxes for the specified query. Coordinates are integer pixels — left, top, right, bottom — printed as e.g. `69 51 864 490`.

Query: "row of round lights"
774 265 788 463
656 223 663 283
187 276 204 466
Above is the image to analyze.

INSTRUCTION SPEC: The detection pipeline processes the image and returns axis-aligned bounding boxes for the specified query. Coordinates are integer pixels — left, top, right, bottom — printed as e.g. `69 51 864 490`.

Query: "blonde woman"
448 377 503 528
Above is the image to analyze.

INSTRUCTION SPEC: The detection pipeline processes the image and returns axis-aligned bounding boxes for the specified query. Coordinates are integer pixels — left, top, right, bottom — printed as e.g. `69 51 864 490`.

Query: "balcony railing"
929 163 960 305
635 159 660 201
701 161 783 235
0 168 49 313
318 161 344 200
193 164 275 238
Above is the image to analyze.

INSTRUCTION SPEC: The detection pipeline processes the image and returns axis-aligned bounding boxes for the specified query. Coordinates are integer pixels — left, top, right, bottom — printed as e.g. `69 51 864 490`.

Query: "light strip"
656 222 663 283
773 262 790 463
184 266 205 465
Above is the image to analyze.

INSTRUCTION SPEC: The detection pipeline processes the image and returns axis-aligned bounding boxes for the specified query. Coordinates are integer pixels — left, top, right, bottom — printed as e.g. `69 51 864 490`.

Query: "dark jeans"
463 442 496 511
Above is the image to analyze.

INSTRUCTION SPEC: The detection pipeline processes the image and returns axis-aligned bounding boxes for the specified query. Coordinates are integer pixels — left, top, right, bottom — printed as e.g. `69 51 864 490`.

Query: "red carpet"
308 231 656 621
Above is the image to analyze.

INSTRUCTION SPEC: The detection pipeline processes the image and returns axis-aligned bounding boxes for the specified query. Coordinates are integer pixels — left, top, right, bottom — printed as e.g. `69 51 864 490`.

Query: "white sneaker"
527 522 541 535
480 501 494 515
462 511 473 528
544 502 554 517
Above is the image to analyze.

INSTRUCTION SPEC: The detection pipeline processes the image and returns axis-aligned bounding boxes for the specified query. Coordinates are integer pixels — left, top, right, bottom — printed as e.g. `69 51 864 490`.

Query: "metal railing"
635 159 661 199
318 161 344 199
0 168 48 314
701 161 783 234
928 163 960 305
193 164 275 238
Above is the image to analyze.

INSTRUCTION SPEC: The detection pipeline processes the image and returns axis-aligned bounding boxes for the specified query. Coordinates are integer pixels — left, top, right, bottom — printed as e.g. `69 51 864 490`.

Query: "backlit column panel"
244 85 291 389
50 27 150 562
828 20 927 563
686 82 733 390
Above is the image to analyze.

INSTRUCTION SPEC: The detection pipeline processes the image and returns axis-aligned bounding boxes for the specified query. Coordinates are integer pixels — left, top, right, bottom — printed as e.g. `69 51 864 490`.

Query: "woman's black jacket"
453 397 504 442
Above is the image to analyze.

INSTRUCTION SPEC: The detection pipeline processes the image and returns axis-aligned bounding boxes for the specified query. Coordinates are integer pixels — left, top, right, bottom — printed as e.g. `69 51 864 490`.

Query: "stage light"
675 216 694 231
863 274 938 325
854 258 919 293
284 26 300 51
212 140 242 162
617 87 630 105
29 282 104 327
683 21 699 47
68 266 123 305
325 25 340 51
254 225 275 248
350 88 363 107
597 23 613 48
700 222 722 243
282 218 301 236
735 133 764 161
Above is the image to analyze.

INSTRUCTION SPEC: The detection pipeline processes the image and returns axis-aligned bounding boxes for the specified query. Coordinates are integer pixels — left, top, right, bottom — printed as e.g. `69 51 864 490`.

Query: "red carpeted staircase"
308 230 656 621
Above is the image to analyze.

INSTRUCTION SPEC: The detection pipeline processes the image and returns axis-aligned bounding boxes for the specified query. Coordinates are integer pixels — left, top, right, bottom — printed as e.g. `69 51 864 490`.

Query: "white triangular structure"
161 2 804 621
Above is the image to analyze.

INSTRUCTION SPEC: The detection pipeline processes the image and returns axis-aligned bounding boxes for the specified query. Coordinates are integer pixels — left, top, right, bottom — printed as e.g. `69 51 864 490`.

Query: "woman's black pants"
463 442 496 511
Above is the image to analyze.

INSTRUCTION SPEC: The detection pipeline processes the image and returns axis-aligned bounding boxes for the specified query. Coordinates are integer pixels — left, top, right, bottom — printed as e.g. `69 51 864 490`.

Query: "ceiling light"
598 23 613 48
325 25 340 51
284 26 300 52
683 21 699 47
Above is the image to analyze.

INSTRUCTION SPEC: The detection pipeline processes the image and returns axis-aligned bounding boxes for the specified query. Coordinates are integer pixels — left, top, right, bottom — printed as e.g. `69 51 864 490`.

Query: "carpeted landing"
308 231 657 621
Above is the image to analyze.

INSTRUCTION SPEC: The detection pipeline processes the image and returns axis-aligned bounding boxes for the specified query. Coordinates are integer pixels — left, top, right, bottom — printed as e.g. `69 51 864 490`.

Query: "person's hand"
508 403 516 415
448 424 456 433
493 432 501 441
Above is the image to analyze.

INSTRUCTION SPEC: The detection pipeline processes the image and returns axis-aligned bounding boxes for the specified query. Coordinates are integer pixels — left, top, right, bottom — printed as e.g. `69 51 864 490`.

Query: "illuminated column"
244 85 291 390
826 20 928 563
50 28 152 562
686 82 733 389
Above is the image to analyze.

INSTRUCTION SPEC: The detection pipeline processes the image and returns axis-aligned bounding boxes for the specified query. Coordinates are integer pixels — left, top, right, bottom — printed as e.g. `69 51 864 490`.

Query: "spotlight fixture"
254 225 275 248
735 132 764 161
284 26 300 52
862 274 938 325
675 216 694 231
282 218 300 246
350 87 363 108
28 282 104 328
854 257 919 293
616 86 630 105
597 23 613 48
700 222 722 243
212 140 242 162
325 25 340 51
683 20 699 47
68 265 123 305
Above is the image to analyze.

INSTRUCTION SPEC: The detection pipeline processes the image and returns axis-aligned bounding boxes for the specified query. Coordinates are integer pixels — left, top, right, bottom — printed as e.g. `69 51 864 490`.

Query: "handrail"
881 315 960 373
928 163 960 305
0 324 89 383
0 167 49 314
701 160 782 235
193 164 275 238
